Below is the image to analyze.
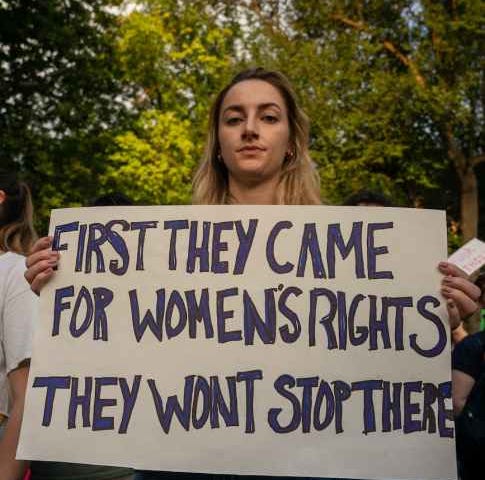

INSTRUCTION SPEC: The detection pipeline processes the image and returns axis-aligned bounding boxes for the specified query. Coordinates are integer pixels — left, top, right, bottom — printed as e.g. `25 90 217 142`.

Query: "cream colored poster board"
19 206 456 480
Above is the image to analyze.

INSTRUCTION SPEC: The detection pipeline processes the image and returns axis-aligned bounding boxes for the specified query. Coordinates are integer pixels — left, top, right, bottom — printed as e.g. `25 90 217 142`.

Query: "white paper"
448 238 485 275
18 205 456 480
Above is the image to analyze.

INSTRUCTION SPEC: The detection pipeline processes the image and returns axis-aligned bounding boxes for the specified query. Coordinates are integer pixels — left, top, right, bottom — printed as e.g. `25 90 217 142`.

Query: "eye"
225 116 243 126
262 114 279 123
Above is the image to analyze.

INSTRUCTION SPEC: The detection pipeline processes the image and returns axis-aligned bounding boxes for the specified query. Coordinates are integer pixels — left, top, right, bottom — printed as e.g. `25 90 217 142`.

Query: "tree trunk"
445 126 479 241
459 165 478 241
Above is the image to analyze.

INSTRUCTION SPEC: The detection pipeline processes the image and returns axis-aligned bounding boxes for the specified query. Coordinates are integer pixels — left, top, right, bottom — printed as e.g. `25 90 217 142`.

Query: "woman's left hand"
438 261 481 330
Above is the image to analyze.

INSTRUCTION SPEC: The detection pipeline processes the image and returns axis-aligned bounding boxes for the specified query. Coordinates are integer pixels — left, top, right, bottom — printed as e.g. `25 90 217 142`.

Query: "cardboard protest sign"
447 237 485 276
18 206 456 479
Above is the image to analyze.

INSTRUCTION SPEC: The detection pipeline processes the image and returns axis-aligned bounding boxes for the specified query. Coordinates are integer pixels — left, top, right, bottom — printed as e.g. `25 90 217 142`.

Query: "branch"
330 13 366 31
330 13 426 88
382 40 426 88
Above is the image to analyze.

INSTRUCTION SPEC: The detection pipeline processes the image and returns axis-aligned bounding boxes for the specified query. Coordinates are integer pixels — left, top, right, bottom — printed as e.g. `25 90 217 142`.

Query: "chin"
235 168 277 186
230 160 264 175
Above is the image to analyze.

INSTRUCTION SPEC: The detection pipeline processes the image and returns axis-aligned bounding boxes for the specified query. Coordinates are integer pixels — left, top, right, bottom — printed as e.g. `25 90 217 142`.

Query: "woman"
0 170 38 480
24 68 480 479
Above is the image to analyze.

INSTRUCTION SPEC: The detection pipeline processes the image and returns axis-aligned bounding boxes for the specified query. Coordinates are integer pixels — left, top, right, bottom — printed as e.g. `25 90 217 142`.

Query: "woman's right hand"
24 236 59 295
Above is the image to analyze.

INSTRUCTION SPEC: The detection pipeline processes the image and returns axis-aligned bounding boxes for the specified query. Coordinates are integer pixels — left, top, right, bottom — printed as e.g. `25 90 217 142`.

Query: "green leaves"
102 110 196 205
117 0 235 118
251 0 483 233
99 0 239 208
0 0 128 231
2 0 482 241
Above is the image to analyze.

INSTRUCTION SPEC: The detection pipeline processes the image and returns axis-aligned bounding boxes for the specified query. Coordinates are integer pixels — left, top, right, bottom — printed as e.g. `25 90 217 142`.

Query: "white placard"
18 206 456 480
448 237 485 275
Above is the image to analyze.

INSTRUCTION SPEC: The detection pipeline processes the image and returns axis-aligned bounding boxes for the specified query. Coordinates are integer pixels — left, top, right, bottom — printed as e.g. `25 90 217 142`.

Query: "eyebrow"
222 102 282 115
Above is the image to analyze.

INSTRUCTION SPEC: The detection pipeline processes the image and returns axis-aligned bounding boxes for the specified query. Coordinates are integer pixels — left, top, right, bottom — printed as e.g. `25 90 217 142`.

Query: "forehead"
221 79 287 111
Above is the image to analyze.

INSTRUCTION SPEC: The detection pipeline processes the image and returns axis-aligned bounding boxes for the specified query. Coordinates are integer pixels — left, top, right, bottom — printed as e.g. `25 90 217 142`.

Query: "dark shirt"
134 472 347 480
30 462 133 480
452 331 485 381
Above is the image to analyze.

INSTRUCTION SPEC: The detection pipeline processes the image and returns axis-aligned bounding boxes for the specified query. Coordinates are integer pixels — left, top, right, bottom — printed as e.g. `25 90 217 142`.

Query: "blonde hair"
192 68 321 205
0 170 37 255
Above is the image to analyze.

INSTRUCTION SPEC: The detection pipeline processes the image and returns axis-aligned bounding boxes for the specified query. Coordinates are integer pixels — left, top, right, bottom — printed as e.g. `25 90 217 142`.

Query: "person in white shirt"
0 169 38 480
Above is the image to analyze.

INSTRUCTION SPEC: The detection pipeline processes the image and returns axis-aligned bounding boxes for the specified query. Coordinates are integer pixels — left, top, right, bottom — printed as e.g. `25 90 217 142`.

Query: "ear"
285 144 295 160
0 190 6 205
287 141 295 156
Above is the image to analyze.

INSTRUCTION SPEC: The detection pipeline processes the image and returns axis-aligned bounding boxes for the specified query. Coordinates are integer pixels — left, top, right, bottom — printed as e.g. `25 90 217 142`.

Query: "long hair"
0 170 37 255
192 68 321 205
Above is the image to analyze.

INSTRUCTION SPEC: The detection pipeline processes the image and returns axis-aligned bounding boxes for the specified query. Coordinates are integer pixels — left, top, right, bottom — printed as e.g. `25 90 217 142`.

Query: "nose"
242 114 259 140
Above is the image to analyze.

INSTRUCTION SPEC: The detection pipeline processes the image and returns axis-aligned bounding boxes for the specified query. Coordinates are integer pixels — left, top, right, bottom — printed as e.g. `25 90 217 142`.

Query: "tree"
103 110 196 204
101 0 239 200
246 0 484 240
0 0 130 230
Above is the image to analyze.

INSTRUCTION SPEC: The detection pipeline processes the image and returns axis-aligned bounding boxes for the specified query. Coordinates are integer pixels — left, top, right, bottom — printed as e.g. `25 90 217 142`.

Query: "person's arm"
1 255 38 478
451 322 468 347
452 368 476 416
0 364 30 480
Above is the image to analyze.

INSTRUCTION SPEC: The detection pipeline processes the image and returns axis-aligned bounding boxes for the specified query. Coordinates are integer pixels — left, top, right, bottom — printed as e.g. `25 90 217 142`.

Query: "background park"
1 0 484 248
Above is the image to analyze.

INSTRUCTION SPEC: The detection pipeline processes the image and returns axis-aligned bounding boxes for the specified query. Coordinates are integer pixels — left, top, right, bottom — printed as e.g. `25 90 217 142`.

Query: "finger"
446 299 461 331
24 255 59 285
25 247 59 270
29 236 53 255
438 261 468 279
30 268 55 296
441 275 481 301
441 286 479 320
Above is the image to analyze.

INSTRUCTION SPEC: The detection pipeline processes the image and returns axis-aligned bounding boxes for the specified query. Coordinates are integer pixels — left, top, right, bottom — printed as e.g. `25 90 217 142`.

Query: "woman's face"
218 79 290 187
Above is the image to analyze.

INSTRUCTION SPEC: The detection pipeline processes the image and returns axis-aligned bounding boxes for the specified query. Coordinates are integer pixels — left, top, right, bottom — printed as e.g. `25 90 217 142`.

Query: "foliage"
0 0 130 232
248 0 484 237
1 0 483 244
99 0 239 204
103 110 195 204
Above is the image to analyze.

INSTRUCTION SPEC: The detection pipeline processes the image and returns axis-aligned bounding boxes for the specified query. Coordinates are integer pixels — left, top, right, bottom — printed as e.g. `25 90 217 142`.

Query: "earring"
285 150 294 162
217 151 223 162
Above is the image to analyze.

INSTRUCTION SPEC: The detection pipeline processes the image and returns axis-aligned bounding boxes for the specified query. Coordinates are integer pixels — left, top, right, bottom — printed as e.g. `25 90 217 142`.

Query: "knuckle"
41 259 51 271
40 249 52 260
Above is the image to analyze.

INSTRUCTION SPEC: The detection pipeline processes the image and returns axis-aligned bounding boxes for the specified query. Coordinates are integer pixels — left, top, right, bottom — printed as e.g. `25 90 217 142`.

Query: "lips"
237 145 266 152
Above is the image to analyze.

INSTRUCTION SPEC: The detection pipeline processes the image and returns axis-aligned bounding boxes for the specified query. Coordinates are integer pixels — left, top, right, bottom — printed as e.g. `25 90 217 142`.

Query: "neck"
228 177 279 205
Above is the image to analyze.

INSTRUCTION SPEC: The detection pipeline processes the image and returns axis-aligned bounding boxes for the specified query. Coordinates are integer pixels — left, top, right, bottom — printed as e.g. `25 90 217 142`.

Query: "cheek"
218 127 236 156
270 126 290 156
